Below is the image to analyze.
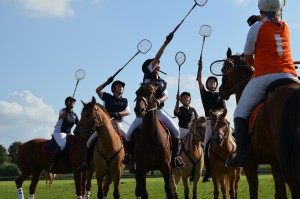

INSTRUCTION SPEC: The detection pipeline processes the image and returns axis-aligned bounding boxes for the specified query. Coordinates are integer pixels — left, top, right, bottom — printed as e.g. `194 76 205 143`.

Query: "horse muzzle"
214 133 224 146
134 107 146 118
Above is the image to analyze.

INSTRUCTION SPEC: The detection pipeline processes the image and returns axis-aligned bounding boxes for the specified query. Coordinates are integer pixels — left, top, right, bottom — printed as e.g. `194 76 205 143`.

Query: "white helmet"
258 0 281 12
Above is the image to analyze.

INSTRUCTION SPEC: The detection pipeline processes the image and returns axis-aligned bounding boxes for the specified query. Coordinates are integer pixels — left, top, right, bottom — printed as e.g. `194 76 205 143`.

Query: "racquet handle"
294 61 300 65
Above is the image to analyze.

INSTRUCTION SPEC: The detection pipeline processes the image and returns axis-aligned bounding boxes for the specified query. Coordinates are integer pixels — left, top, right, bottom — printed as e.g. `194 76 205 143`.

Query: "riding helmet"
65 96 76 106
111 80 125 92
258 0 281 12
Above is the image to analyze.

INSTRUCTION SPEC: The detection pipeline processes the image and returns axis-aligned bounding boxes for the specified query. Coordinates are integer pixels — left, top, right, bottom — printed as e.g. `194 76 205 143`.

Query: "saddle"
41 134 75 154
248 78 298 133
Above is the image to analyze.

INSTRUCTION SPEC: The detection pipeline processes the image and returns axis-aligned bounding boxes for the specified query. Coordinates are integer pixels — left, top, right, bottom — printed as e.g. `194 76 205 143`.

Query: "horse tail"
279 87 300 185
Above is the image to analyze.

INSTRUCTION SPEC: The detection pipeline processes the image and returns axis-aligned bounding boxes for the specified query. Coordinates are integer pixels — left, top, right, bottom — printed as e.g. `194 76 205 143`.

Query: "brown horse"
172 115 206 199
73 96 125 199
209 108 241 199
134 82 178 199
218 48 300 198
15 130 90 198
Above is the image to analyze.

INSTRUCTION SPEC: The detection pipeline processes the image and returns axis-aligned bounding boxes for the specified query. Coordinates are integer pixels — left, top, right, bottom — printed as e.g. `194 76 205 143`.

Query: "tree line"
0 142 22 177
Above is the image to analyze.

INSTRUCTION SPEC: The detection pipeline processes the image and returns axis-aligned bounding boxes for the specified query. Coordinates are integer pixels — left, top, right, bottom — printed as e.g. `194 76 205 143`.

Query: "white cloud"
19 0 74 18
233 0 249 5
0 90 57 149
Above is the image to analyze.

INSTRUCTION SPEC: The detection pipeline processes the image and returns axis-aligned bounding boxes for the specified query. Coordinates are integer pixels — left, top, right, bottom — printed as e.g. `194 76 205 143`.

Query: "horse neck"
96 115 118 147
141 110 160 139
185 133 202 154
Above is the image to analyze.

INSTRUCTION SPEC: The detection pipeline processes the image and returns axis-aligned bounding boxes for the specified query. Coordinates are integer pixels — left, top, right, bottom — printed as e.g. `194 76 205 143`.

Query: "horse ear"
227 48 232 58
92 96 96 106
221 108 227 118
81 100 86 106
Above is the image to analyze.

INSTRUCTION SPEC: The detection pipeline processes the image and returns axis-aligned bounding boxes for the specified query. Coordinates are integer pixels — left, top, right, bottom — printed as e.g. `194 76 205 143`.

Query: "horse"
134 82 178 199
218 48 300 198
73 96 125 199
172 115 206 199
43 170 56 188
209 108 241 199
15 128 90 198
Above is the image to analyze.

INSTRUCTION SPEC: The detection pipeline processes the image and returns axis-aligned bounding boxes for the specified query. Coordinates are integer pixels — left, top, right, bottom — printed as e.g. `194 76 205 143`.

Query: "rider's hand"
247 15 260 26
110 112 120 118
176 94 180 101
198 60 203 71
155 99 161 106
165 32 174 44
105 76 114 85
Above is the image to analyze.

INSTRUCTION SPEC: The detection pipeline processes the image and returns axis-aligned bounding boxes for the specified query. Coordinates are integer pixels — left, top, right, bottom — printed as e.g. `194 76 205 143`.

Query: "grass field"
0 174 291 199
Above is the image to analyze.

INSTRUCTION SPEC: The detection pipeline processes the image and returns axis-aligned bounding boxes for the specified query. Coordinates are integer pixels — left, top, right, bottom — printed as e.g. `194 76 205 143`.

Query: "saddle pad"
248 102 264 133
41 135 75 154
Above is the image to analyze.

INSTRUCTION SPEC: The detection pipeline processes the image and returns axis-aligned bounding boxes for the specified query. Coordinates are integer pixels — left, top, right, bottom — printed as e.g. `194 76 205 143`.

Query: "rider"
197 60 226 182
123 32 185 171
227 0 299 168
49 96 79 171
76 77 130 172
174 91 198 139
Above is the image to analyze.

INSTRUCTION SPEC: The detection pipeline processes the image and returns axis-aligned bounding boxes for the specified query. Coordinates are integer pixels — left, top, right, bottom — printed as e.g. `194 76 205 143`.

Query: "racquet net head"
199 25 212 37
138 39 152 54
210 60 234 76
75 69 86 80
195 0 208 6
175 51 186 67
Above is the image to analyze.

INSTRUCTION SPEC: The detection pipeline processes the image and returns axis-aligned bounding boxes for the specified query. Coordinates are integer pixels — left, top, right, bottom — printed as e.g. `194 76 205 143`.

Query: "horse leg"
84 169 94 199
211 174 220 199
135 170 148 199
102 176 112 198
181 176 189 199
15 171 31 199
73 172 83 199
95 174 104 199
270 165 287 199
191 171 201 199
162 165 178 199
28 170 42 198
243 163 259 199
219 175 227 199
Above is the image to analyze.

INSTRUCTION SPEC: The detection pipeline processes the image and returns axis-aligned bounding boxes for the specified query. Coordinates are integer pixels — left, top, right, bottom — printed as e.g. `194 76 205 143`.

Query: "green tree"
0 145 10 165
0 163 20 177
8 141 22 165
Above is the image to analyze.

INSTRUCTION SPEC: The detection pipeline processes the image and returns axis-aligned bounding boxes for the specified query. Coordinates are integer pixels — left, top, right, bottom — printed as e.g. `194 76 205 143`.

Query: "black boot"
202 153 211 183
76 147 93 172
172 138 185 168
122 141 132 165
226 117 248 168
49 147 63 172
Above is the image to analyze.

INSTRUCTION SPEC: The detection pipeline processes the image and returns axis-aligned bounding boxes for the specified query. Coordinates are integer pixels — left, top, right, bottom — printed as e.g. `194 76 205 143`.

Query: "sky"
0 0 299 149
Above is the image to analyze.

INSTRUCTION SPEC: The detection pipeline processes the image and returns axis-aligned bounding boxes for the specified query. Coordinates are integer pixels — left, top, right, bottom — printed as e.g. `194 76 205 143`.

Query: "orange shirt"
254 20 297 77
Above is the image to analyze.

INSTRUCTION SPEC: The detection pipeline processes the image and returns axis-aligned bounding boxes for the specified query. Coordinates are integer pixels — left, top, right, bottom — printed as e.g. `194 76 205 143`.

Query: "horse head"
188 115 206 143
219 48 253 101
74 96 109 139
210 108 231 147
134 82 158 118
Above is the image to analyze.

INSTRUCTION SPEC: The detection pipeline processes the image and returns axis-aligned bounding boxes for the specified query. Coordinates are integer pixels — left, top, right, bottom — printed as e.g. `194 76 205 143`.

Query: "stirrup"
173 157 185 168
76 163 89 172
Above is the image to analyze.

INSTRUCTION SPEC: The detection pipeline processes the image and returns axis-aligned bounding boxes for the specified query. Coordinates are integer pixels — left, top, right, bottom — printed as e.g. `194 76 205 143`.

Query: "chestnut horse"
209 108 241 199
15 129 90 198
218 48 300 198
73 96 125 199
134 82 178 199
172 115 206 199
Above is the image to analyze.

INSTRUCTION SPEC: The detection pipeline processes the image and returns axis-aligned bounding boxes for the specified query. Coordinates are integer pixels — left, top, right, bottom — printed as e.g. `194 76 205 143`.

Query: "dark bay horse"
172 115 206 199
134 82 178 199
209 108 241 199
15 129 90 198
73 96 125 199
218 48 300 198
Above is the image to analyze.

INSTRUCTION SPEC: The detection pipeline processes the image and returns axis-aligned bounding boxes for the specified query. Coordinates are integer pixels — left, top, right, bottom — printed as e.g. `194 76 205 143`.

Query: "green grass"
0 174 292 199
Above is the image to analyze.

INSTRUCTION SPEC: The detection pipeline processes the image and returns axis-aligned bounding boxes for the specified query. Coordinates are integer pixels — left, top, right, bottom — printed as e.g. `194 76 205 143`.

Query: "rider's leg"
49 147 63 171
49 133 66 171
157 110 185 167
203 119 212 182
76 132 97 172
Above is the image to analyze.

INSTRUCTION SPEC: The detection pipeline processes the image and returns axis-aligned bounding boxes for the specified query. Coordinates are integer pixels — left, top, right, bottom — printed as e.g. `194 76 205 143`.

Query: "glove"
165 32 174 44
105 76 114 86
247 15 260 26
110 112 120 118
155 99 161 106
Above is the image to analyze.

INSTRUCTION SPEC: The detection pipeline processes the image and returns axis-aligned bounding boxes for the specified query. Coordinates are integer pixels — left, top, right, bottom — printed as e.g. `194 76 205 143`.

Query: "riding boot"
226 117 248 168
49 147 63 172
202 152 211 183
76 147 93 172
122 141 132 165
171 138 185 168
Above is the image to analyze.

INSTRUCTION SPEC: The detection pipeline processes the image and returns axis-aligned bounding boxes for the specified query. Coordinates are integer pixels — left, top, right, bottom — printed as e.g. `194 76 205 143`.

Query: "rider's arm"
95 76 114 98
174 94 180 114
197 60 204 91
